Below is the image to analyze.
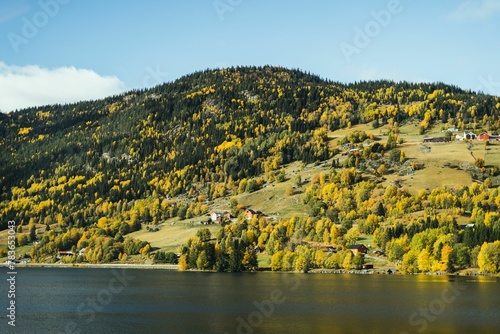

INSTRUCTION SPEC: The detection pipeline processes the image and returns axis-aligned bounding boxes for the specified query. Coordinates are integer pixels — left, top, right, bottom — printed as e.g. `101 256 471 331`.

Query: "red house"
478 133 490 141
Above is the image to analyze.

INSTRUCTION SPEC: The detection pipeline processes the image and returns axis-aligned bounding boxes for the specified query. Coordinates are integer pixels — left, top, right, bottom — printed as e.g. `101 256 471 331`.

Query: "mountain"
1 66 500 272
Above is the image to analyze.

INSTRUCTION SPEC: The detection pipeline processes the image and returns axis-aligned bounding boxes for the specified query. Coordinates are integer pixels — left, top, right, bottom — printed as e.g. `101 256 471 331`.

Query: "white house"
211 212 223 223
464 132 477 140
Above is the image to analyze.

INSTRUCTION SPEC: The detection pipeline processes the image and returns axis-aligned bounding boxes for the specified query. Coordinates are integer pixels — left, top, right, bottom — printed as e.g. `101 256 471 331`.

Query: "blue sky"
1 0 499 112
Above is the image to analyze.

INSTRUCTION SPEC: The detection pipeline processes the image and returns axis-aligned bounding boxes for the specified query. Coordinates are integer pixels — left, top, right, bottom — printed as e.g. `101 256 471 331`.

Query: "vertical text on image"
6 220 17 327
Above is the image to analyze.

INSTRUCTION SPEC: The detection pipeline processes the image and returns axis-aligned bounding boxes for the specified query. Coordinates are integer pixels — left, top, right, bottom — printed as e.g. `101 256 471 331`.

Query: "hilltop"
1 66 500 274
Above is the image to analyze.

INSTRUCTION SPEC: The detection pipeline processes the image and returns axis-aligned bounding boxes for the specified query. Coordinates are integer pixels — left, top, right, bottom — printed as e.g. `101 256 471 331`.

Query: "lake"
2 268 500 334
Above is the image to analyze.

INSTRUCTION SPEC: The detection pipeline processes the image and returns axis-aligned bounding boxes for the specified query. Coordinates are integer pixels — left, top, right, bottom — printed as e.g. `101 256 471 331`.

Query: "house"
362 264 374 270
245 209 263 220
211 212 223 223
478 133 490 141
459 223 475 230
348 244 368 255
349 148 362 155
57 250 74 259
464 132 477 140
423 137 451 143
477 133 500 141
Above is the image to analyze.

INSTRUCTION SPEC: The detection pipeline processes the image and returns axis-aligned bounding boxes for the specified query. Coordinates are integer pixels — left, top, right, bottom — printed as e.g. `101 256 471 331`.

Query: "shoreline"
2 263 499 277
1 262 179 270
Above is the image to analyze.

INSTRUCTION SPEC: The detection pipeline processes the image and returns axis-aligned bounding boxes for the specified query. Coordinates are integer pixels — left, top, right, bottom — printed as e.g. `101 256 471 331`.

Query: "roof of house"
348 244 366 249
245 209 262 214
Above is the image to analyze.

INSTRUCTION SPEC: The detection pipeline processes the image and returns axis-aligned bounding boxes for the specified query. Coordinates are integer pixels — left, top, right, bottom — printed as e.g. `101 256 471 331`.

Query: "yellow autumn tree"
342 251 353 270
417 248 431 272
440 245 454 272
178 254 188 271
478 241 500 273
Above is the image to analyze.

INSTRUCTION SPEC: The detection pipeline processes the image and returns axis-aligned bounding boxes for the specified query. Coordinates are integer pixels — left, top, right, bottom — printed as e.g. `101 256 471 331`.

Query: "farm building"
478 133 490 140
211 212 223 223
464 132 477 140
423 137 451 143
348 244 368 255
245 209 263 220
477 133 500 141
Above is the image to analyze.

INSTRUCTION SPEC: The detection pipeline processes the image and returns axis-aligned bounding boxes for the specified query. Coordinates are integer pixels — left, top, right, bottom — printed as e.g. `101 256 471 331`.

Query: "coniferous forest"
1 66 500 273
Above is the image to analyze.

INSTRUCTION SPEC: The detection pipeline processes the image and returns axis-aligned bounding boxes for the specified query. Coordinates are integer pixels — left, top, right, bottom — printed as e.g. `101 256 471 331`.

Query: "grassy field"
0 222 52 262
390 140 474 194
129 217 221 252
257 253 272 268
484 140 500 167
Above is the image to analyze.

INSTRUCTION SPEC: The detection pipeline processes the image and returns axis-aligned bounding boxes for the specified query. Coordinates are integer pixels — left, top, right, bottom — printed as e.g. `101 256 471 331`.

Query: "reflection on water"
4 268 500 334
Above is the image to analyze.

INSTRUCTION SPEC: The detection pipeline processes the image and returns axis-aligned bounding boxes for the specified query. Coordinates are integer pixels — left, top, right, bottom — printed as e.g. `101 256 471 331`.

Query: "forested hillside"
1 66 500 273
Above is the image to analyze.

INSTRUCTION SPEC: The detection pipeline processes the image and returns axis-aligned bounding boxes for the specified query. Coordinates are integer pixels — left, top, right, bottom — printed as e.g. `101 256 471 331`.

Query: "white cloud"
449 0 500 21
0 62 127 112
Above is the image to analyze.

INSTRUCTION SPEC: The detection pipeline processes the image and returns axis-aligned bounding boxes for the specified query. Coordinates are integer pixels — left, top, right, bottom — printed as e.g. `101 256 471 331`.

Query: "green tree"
238 179 248 194
196 250 211 270
229 197 239 210
453 244 470 270
245 179 258 193
177 205 188 220
386 132 397 150
361 214 381 234
242 246 258 271
352 252 364 270
196 228 212 242
389 149 401 162
17 234 29 246
29 224 37 242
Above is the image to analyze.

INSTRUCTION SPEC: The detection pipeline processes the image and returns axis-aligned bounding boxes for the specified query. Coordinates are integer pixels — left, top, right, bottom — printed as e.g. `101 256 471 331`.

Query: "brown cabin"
348 244 368 255
245 209 263 219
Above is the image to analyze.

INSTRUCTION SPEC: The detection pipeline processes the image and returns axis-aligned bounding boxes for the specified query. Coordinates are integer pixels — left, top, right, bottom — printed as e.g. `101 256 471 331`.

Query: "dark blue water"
1 268 500 334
